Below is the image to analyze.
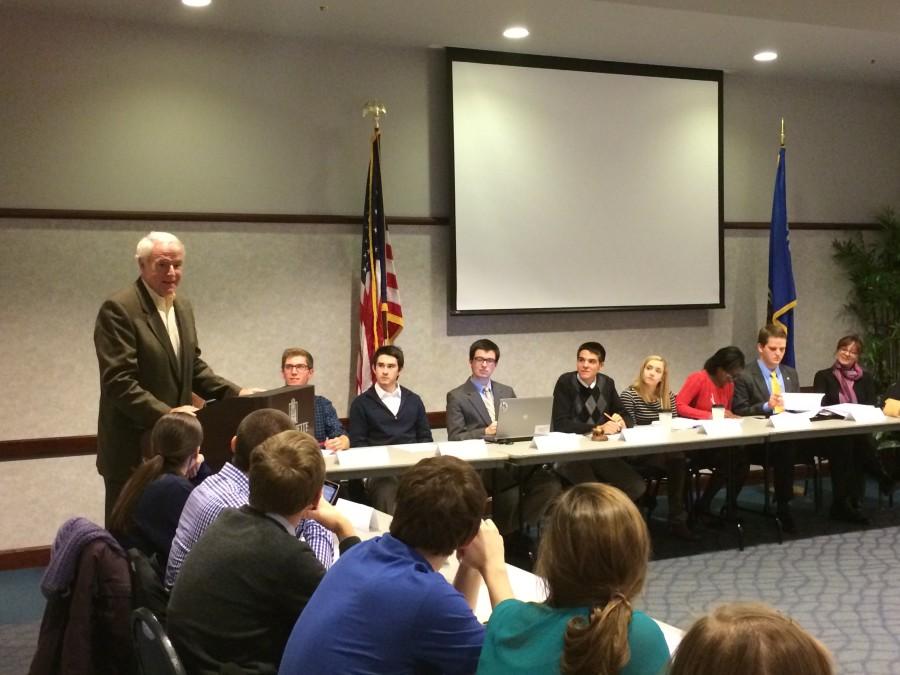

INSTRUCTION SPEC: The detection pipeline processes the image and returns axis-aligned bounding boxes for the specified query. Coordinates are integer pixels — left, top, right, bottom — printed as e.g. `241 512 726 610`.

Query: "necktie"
770 370 783 413
482 386 496 423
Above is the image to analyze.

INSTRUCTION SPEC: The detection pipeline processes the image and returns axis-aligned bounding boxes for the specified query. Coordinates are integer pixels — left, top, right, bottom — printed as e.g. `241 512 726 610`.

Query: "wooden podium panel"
197 385 315 471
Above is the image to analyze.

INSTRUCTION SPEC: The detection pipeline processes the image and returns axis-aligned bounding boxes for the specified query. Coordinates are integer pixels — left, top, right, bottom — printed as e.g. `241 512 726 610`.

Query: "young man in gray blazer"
732 324 799 532
445 339 560 535
446 338 515 441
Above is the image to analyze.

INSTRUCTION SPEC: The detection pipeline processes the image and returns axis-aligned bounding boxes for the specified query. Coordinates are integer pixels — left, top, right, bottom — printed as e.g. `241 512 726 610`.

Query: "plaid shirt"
165 462 333 588
314 395 346 443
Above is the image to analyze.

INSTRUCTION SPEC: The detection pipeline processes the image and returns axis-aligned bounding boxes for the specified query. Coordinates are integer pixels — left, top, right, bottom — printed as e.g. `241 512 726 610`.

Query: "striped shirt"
165 462 333 588
619 387 677 426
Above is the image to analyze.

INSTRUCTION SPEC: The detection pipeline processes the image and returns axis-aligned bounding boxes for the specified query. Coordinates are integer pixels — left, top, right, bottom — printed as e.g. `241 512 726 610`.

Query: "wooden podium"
197 385 316 471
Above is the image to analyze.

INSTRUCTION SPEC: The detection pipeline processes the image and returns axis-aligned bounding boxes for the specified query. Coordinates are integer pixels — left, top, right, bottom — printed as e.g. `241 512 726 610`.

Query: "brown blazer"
94 279 238 483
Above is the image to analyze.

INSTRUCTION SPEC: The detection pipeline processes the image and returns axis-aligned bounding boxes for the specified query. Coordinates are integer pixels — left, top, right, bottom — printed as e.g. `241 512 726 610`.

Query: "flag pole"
780 117 785 148
362 100 390 344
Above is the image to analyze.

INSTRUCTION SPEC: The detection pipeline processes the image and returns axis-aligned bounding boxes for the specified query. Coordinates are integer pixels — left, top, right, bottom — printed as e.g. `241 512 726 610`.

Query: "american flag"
356 129 403 392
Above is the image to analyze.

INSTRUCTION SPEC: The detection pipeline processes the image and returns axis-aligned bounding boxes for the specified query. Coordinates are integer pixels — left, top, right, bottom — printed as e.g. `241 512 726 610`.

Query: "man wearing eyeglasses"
446 339 561 535
281 348 349 451
446 339 514 441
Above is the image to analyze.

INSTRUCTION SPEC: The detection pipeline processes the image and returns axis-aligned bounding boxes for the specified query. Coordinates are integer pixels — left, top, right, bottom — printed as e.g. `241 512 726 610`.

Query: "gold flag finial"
363 100 387 130
780 118 785 147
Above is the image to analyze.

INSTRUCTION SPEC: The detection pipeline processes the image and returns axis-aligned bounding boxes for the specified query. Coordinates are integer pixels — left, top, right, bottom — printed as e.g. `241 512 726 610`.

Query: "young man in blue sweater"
348 345 432 512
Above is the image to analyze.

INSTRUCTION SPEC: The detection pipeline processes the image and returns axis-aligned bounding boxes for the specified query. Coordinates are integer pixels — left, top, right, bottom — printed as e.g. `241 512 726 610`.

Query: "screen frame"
446 47 725 315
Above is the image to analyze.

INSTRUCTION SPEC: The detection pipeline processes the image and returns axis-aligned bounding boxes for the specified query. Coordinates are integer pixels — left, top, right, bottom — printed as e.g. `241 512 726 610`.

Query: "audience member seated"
732 325 800 532
477 483 669 675
108 412 209 570
280 347 349 450
167 430 359 674
278 456 513 675
446 338 561 534
675 346 749 523
348 344 433 512
668 602 834 675
620 355 695 540
551 341 645 500
165 408 332 589
813 334 887 523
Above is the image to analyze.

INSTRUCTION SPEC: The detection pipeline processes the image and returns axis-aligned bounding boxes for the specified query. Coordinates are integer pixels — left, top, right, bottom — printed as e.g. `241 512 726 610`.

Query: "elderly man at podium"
94 231 256 523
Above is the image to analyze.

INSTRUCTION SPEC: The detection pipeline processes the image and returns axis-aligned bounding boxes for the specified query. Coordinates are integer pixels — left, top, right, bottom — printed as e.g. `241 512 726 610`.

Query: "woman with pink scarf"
813 334 895 520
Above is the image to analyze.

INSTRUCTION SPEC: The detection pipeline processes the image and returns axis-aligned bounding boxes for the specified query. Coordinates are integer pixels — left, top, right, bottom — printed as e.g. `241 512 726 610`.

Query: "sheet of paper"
699 419 744 437
621 426 669 443
825 403 887 423
532 433 583 452
334 446 390 467
389 442 438 455
335 498 377 533
436 439 489 459
668 417 702 431
768 411 813 430
782 392 825 411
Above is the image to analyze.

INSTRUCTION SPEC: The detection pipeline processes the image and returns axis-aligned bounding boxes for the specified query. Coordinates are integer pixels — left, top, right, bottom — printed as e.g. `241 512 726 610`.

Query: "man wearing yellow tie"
733 324 799 532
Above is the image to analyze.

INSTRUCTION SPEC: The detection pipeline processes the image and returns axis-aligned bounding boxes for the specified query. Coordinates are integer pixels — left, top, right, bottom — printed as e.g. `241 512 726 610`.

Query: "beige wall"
1 9 899 549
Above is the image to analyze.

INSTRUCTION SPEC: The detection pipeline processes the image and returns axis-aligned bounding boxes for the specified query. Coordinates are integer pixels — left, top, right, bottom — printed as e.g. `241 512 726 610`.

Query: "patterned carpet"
4 499 900 674
643 523 900 674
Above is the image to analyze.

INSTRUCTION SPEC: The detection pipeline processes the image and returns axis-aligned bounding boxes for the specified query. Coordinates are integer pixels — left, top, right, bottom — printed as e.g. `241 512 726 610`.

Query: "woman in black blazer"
813 335 894 520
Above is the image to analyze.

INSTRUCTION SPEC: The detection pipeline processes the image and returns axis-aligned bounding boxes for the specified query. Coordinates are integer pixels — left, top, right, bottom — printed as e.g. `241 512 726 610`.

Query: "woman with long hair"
109 412 208 565
813 334 893 523
477 484 669 675
669 602 834 675
620 355 694 540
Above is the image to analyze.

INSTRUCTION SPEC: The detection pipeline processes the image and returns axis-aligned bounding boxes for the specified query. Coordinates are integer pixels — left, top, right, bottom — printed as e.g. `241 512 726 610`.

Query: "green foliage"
831 207 900 391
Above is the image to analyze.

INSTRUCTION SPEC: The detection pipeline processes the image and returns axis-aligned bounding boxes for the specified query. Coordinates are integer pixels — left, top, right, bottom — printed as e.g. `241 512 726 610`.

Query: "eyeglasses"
472 357 497 365
838 348 860 356
284 364 310 372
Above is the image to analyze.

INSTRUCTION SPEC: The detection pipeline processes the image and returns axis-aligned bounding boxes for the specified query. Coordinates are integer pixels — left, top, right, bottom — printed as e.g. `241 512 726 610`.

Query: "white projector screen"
449 49 723 314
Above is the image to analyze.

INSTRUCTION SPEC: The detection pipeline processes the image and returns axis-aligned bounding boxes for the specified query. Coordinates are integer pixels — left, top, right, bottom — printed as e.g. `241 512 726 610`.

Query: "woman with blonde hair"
669 602 834 675
620 355 694 540
477 483 669 675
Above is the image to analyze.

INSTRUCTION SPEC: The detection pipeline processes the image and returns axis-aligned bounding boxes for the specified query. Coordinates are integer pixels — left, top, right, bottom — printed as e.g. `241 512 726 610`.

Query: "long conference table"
324 414 900 549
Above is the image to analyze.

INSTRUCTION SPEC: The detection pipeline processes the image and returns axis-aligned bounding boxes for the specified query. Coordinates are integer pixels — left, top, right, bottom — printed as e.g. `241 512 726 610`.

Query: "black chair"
127 548 170 623
132 607 186 675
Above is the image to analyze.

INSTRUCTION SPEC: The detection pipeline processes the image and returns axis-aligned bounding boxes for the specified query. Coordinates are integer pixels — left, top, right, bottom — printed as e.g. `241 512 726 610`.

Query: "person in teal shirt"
477 483 669 675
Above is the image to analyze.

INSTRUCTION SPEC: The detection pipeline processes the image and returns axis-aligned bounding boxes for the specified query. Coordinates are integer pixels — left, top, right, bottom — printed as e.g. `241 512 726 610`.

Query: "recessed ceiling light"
503 26 529 39
754 51 778 62
182 0 211 7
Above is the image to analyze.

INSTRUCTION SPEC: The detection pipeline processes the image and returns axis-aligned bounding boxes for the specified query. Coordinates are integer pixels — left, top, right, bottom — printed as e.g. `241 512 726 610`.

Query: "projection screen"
448 49 723 314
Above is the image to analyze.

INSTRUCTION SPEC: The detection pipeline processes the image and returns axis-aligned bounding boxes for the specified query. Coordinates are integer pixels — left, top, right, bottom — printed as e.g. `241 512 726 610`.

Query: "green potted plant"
831 207 900 394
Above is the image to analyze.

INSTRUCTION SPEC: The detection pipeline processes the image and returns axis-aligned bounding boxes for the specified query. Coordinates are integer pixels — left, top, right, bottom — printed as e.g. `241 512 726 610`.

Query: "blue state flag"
767 146 797 367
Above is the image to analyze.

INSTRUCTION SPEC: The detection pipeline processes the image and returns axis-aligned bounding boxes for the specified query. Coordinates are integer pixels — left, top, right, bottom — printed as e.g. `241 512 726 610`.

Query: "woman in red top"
676 346 749 521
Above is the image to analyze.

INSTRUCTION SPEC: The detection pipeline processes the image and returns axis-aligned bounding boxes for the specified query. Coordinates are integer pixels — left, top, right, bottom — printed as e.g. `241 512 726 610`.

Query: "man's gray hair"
135 231 183 262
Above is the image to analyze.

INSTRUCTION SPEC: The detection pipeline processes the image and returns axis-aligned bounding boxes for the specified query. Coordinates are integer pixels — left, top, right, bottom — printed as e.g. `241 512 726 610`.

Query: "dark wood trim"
1 415 450 463
0 545 51 571
0 208 875 231
0 208 447 226
0 435 96 462
725 221 877 231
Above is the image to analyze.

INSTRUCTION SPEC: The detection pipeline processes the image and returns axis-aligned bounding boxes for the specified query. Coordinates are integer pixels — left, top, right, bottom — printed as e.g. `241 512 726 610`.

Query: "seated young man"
280 347 349 450
732 324 800 533
165 408 332 588
278 456 513 675
348 344 432 512
446 338 561 535
167 430 359 674
551 341 646 500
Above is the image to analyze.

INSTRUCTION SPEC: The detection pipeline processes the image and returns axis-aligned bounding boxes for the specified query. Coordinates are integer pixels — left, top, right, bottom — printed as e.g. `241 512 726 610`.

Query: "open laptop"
485 396 553 442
